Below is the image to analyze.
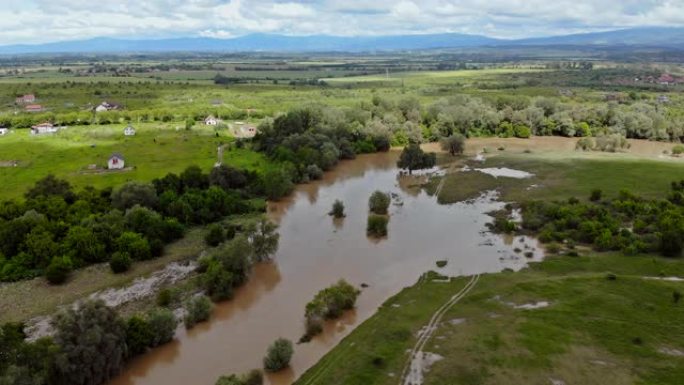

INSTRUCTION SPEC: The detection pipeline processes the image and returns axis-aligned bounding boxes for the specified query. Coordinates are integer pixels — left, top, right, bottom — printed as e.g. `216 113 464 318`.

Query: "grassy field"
0 123 273 199
425 138 684 203
295 253 684 385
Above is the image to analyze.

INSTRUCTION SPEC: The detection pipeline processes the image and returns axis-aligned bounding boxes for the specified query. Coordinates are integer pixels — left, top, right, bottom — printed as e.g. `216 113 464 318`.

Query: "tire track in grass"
399 274 480 385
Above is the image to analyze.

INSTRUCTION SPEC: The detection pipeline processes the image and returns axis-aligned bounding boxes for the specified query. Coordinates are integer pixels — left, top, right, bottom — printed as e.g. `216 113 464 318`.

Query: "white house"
95 101 120 113
0 128 8 136
108 153 125 170
205 116 219 126
31 122 60 135
124 125 136 136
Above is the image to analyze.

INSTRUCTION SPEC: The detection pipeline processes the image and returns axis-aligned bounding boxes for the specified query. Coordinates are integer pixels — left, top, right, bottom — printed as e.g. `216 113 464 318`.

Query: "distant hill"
0 27 682 55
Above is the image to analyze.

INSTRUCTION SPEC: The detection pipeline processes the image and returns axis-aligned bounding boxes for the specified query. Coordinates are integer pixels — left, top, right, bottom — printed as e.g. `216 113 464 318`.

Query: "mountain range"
0 27 683 55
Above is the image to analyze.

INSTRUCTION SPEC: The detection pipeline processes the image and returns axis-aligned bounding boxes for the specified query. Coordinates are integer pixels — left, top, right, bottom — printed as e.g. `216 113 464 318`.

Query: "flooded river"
110 151 542 385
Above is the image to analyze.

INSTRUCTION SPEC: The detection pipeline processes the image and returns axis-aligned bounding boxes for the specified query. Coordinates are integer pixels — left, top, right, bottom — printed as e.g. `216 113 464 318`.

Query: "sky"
1 0 683 45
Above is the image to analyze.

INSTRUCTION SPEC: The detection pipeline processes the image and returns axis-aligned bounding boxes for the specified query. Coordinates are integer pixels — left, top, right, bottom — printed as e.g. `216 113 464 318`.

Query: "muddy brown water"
110 151 542 385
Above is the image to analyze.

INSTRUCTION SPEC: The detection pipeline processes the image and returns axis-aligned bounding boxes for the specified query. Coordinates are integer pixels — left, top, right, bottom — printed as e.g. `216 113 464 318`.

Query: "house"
0 128 8 136
108 153 125 170
15 94 35 104
240 124 257 138
124 125 136 136
95 101 120 112
204 116 219 126
658 74 675 85
657 95 670 103
31 122 59 135
25 104 44 112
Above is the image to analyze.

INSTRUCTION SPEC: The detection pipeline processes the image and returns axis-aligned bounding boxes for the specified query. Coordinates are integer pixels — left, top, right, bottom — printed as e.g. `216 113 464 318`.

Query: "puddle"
403 352 444 385
474 167 534 179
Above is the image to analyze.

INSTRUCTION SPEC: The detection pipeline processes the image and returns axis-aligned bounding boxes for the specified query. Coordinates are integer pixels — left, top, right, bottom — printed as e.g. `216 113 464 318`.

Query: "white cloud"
0 0 682 45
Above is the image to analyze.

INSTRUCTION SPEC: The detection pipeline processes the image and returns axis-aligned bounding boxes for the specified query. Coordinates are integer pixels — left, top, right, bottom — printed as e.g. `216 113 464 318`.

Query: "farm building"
205 116 219 125
124 125 136 136
31 122 59 135
108 153 125 170
25 104 44 112
95 101 120 112
15 94 35 104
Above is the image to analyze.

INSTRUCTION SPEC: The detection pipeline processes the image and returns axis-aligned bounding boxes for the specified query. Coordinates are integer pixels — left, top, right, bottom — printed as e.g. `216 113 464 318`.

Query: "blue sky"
1 0 683 44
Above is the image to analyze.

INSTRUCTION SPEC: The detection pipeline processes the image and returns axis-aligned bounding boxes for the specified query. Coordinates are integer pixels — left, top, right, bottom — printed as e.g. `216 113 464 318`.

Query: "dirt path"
399 274 480 385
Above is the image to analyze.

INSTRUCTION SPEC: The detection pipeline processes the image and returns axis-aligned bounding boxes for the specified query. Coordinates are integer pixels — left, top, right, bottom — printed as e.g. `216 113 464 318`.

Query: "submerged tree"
440 134 466 156
397 143 436 174
329 200 345 218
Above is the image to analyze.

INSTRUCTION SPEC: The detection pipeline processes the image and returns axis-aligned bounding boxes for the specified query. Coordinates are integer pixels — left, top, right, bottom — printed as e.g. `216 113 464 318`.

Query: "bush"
147 308 177 347
439 134 465 156
156 288 177 307
674 290 682 304
109 252 132 274
367 215 389 237
672 145 684 156
184 295 213 329
263 338 293 372
45 256 72 285
329 200 345 218
589 189 603 202
304 280 360 340
216 370 263 385
397 143 436 173
205 224 225 247
305 164 323 180
203 260 236 301
368 191 390 215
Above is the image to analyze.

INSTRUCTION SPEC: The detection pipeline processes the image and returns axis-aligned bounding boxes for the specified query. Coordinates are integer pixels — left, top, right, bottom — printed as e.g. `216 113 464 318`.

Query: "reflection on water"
110 151 543 385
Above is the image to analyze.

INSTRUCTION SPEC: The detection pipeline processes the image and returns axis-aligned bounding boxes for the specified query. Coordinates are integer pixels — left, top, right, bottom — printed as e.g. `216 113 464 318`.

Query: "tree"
249 219 279 262
111 182 159 210
147 308 177 347
116 232 151 261
262 169 294 200
209 165 247 190
184 295 212 329
45 256 72 285
440 134 465 156
203 260 235 301
181 165 209 190
367 215 389 237
329 200 345 218
62 226 106 264
397 143 436 174
263 338 293 372
368 191 390 215
25 174 74 202
125 316 153 357
52 300 127 385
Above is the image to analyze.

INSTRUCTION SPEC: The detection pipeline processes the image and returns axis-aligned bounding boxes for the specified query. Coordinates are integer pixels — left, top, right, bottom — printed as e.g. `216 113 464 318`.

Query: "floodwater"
110 151 543 385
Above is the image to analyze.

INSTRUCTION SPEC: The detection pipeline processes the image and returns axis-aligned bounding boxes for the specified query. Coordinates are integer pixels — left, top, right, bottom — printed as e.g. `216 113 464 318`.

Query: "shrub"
674 290 682 304
575 137 594 151
109 252 132 274
303 280 360 340
184 295 213 329
589 189 603 202
216 370 262 385
368 191 391 215
545 243 561 254
329 200 345 218
367 215 389 237
439 134 465 156
156 288 177 307
203 260 236 301
672 145 684 156
436 260 447 268
147 308 177 347
397 143 436 173
45 256 72 285
205 224 225 247
606 273 617 281
263 338 293 372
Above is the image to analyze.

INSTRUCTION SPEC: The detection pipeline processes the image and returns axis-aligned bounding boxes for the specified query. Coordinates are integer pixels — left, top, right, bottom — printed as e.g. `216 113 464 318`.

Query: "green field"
296 253 684 385
0 123 273 199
